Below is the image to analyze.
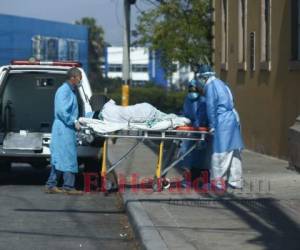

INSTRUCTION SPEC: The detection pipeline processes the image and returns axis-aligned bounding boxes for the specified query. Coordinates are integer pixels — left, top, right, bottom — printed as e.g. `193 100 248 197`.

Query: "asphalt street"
0 165 139 250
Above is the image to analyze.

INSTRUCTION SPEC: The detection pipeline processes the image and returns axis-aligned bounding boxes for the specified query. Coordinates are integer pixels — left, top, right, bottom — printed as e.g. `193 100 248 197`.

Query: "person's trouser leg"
179 140 193 188
211 151 234 189
227 150 243 188
62 172 75 190
180 139 193 171
46 165 61 188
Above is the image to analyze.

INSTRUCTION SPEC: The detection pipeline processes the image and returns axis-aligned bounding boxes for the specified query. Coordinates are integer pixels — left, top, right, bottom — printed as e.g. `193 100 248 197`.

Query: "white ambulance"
0 60 106 171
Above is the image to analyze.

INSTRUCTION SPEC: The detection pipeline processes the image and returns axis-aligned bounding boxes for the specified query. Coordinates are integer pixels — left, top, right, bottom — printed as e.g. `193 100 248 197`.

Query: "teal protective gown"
204 77 244 153
50 82 79 173
183 95 207 127
180 95 209 169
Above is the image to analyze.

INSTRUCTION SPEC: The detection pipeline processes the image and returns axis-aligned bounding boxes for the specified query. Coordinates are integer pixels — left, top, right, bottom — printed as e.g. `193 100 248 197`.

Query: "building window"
221 0 228 69
238 0 247 69
250 32 256 71
131 64 148 72
261 0 271 70
67 41 79 61
32 36 80 61
291 0 300 61
109 64 122 72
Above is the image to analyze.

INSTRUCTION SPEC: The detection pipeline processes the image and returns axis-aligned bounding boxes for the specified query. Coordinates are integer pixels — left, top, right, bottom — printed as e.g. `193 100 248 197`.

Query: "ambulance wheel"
83 159 101 173
0 159 11 172
31 160 48 170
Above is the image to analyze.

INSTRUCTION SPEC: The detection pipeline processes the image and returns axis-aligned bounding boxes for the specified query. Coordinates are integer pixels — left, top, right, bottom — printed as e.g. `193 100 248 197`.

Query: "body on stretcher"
79 119 209 192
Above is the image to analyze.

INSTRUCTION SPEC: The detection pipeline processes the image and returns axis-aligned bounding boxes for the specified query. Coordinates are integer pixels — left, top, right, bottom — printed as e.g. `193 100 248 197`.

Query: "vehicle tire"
30 160 48 170
83 159 101 173
0 159 12 172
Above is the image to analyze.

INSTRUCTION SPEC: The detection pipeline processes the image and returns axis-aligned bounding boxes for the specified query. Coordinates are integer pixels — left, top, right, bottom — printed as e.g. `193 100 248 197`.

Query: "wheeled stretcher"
80 123 209 192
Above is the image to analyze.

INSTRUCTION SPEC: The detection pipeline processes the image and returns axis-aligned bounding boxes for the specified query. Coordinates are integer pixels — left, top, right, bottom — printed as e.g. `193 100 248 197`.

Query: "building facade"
213 0 300 158
0 14 88 71
104 46 193 88
104 47 154 85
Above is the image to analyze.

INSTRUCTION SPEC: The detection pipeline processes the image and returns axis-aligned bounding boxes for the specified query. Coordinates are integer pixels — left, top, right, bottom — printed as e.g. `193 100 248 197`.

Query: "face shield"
197 78 206 90
198 64 215 83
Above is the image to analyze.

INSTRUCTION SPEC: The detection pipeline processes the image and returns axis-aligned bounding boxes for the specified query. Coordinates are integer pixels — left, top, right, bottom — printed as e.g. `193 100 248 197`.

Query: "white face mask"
187 92 199 101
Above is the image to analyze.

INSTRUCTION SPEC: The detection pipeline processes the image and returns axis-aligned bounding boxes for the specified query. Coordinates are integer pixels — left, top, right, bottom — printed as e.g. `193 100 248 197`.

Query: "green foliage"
134 0 212 74
106 84 186 114
76 17 106 89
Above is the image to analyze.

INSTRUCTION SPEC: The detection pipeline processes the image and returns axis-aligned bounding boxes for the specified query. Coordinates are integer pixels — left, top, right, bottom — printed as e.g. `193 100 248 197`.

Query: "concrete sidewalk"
108 139 300 250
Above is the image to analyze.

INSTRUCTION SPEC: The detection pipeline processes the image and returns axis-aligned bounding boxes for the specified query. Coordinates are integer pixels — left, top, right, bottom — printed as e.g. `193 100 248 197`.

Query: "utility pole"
122 0 136 106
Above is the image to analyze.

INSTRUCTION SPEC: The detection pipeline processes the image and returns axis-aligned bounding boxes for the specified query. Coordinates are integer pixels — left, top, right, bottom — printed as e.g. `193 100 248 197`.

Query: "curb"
121 191 168 250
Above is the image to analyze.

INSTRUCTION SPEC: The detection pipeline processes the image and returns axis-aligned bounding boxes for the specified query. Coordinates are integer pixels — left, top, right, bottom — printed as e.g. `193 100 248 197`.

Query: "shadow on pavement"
0 229 126 241
0 165 90 190
125 193 300 250
0 166 50 185
204 193 300 250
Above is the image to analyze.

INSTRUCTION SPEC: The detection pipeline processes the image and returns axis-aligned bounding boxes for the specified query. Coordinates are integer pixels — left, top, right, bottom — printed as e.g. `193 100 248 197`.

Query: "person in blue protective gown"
45 67 83 195
198 64 244 190
180 79 210 188
183 79 207 128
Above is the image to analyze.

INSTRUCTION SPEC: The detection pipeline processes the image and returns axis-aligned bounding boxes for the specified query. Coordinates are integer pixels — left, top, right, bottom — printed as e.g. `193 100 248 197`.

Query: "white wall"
106 46 193 86
106 47 149 83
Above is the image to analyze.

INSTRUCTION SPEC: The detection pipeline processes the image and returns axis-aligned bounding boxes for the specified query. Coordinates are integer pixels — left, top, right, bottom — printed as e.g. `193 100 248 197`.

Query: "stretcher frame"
82 126 209 192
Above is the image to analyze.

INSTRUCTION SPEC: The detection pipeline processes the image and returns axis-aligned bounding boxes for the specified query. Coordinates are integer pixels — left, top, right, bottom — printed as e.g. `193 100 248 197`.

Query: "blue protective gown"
181 95 209 169
50 82 79 173
183 95 207 127
204 77 244 153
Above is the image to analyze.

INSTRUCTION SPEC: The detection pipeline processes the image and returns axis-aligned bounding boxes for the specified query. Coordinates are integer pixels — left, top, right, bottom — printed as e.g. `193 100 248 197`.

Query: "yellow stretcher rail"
101 139 108 192
89 127 209 193
155 141 164 179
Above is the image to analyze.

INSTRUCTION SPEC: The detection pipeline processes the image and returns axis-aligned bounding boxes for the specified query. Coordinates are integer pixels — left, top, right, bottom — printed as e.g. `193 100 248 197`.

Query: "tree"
76 17 106 88
134 0 212 74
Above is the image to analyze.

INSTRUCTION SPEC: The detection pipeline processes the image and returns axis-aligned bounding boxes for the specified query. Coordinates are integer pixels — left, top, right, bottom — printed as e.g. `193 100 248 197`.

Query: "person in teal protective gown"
45 67 83 194
180 79 209 188
198 65 244 190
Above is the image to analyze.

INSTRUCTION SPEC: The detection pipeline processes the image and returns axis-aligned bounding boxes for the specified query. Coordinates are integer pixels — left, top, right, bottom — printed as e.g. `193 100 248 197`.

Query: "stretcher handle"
175 126 209 132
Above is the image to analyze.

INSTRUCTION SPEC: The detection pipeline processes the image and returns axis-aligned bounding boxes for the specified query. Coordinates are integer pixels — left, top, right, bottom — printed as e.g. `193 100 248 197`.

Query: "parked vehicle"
0 60 106 171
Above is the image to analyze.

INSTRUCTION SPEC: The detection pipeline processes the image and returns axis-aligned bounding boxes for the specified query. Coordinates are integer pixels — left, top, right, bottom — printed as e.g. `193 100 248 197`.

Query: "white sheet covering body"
79 99 190 133
101 100 158 123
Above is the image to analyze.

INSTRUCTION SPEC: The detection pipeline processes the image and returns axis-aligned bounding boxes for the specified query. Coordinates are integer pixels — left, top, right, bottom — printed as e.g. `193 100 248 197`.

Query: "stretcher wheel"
152 180 159 192
152 176 162 192
162 178 170 190
104 181 117 196
103 179 114 194
152 177 170 191
105 180 113 191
